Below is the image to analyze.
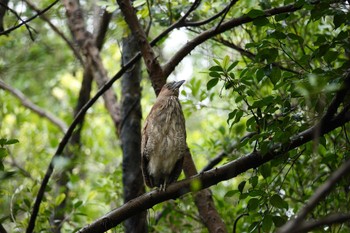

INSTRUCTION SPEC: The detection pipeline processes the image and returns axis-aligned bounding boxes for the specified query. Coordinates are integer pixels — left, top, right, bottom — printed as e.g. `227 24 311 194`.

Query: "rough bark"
121 34 147 233
62 0 121 133
117 0 165 94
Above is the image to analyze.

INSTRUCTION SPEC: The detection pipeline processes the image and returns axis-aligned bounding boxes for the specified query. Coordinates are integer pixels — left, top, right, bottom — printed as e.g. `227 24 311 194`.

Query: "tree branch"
0 0 59 36
0 79 67 132
23 0 84 64
117 0 202 94
76 86 350 233
25 1 202 230
213 36 302 75
290 213 350 233
0 1 37 40
277 159 350 233
62 0 121 133
163 3 303 77
117 0 165 94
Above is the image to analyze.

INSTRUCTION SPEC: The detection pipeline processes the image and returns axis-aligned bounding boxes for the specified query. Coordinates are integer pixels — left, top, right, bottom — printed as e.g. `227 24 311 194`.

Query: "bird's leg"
160 178 168 191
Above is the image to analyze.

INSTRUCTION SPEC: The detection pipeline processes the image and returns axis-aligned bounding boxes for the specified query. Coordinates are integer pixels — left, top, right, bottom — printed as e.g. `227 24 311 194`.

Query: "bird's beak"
174 80 185 88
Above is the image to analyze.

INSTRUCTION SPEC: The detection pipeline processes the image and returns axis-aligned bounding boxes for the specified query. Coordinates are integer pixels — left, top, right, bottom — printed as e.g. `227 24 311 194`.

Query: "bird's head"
159 80 185 97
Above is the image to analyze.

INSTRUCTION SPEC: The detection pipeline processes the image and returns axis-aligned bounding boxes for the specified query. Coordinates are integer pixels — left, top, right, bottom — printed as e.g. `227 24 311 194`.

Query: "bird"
141 80 187 191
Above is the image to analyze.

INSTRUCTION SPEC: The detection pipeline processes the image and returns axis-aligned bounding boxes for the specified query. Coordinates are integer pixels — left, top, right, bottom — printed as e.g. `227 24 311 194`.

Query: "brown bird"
141 80 187 191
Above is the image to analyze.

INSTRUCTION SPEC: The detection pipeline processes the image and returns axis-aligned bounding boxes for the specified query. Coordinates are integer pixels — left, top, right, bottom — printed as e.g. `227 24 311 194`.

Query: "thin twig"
0 0 59 36
214 0 238 32
0 1 37 40
0 79 67 132
23 0 84 65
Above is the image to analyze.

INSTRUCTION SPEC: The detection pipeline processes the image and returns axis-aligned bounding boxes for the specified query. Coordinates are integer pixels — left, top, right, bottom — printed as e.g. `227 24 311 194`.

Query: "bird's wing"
168 155 184 185
141 151 153 187
141 118 154 188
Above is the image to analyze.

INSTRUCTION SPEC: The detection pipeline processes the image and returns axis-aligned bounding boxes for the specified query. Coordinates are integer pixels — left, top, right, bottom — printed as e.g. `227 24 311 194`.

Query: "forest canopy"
0 0 350 233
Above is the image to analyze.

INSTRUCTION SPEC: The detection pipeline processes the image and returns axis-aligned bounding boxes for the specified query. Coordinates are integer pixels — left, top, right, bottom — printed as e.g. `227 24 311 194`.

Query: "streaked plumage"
141 80 187 190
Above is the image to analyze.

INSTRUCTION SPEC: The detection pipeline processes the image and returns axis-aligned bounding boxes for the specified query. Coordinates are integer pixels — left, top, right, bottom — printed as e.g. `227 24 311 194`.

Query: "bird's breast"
145 97 186 177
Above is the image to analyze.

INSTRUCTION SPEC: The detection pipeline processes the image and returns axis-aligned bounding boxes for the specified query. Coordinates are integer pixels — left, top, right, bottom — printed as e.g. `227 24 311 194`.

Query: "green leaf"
238 181 246 193
233 110 244 124
273 215 287 227
262 214 273 232
209 71 221 78
324 50 338 64
222 55 230 69
5 139 19 145
260 163 271 179
73 200 83 209
227 61 239 72
268 30 287 40
55 193 66 206
333 12 346 29
0 148 7 159
270 67 281 86
275 13 290 21
249 176 258 188
133 0 146 8
253 17 269 27
0 138 6 147
247 9 265 18
248 190 264 197
227 110 237 124
248 198 260 211
207 78 219 90
287 33 304 44
209 65 223 72
224 190 239 198
213 58 221 66
270 194 288 209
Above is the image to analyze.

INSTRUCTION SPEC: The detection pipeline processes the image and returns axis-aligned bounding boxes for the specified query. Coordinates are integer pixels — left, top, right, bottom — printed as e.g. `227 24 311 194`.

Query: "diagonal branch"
0 0 59 36
213 36 302 75
23 0 84 64
163 3 303 78
77 107 350 233
288 213 350 233
0 1 37 40
117 0 165 94
117 0 202 94
0 79 67 132
277 159 350 233
62 0 121 132
25 48 138 233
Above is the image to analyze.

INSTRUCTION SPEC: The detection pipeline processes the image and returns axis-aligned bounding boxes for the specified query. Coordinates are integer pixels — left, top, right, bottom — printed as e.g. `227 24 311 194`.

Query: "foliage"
0 0 350 233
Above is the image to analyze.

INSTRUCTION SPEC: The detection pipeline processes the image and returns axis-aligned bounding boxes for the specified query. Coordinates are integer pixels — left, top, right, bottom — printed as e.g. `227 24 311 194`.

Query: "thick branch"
25 3 194 230
163 3 302 77
0 79 67 132
77 102 350 233
62 0 121 133
117 0 165 94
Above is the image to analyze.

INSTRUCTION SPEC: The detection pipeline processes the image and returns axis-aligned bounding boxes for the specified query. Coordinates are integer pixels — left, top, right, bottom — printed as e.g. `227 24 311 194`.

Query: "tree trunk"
121 34 147 233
